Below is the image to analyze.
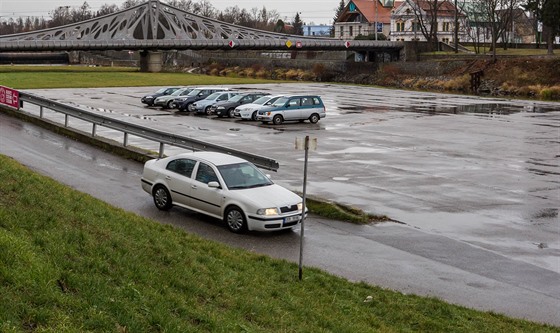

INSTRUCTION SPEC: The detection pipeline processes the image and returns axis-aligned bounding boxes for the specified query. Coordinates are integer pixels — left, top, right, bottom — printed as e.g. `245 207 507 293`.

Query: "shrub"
443 74 470 91
285 69 300 80
539 85 560 100
209 68 220 76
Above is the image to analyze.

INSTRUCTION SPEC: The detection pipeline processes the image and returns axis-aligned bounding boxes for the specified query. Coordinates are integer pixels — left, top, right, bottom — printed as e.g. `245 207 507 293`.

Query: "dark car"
141 87 182 107
211 92 270 118
174 87 228 112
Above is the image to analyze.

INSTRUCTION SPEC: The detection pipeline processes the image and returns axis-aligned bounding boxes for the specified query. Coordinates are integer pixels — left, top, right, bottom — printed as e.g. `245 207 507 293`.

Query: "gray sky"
0 0 339 25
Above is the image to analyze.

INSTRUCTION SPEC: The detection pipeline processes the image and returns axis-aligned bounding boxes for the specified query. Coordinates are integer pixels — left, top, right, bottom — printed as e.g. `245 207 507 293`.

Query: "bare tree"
72 2 93 23
96 4 119 17
49 6 72 27
405 0 447 51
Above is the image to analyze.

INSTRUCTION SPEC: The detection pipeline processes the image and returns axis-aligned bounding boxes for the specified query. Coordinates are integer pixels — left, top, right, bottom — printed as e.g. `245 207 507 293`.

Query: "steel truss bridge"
0 0 403 52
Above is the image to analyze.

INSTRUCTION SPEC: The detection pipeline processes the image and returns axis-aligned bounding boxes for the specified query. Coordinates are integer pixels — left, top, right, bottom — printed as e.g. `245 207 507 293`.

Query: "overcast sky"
1 0 340 25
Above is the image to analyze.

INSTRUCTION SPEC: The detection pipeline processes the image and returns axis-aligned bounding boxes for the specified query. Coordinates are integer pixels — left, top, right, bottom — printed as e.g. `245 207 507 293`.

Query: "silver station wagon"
257 95 326 125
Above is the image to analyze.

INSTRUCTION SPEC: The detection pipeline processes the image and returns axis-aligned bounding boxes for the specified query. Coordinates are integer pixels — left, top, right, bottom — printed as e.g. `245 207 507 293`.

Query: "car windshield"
171 88 187 96
155 88 167 93
218 162 273 190
186 89 202 97
206 92 222 100
228 94 246 102
271 97 289 107
252 96 272 105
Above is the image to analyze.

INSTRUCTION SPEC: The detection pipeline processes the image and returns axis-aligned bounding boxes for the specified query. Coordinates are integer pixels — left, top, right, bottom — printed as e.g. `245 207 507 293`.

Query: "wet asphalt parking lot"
2 83 559 324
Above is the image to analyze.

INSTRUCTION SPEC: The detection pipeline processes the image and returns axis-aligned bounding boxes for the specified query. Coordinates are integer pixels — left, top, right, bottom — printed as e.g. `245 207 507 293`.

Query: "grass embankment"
0 65 277 89
0 154 557 332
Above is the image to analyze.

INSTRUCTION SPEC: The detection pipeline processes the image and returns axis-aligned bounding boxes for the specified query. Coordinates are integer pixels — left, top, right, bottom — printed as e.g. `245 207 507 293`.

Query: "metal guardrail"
18 92 280 171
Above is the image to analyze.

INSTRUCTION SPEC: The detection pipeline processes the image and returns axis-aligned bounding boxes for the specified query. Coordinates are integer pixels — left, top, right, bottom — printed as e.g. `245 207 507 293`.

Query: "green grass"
0 154 558 332
0 65 277 89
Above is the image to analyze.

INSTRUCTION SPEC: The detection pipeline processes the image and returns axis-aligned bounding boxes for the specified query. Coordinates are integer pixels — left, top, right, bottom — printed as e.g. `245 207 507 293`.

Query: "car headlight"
256 208 279 216
217 106 225 110
145 96 153 99
297 202 303 211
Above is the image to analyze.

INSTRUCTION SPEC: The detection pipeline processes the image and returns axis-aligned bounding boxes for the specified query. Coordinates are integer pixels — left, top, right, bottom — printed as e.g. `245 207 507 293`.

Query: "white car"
141 152 304 233
234 95 284 121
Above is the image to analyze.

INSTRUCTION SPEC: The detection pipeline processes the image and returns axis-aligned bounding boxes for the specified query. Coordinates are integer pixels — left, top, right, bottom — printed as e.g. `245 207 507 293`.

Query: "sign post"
295 136 317 281
0 86 20 109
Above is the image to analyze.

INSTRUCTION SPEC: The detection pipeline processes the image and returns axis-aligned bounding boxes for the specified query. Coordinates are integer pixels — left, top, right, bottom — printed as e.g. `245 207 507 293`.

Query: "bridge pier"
140 51 163 72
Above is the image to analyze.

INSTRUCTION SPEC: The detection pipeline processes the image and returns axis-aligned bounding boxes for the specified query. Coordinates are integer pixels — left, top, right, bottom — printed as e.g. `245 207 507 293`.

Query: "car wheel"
272 115 283 125
166 100 174 109
309 113 320 124
153 185 172 211
225 206 247 233
205 106 212 115
251 111 258 121
227 108 235 118
186 103 193 112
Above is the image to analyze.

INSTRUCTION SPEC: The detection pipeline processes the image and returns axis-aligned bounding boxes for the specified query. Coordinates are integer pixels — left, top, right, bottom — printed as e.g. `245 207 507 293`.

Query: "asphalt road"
1 83 559 325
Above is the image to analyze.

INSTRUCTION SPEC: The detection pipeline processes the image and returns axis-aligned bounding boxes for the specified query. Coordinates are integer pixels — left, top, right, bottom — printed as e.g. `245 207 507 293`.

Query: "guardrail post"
123 132 129 147
159 142 165 158
92 123 97 137
64 114 69 127
39 106 44 118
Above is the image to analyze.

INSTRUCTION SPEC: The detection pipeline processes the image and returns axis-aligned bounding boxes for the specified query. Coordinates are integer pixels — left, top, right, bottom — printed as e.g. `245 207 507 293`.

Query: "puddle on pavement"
338 103 558 116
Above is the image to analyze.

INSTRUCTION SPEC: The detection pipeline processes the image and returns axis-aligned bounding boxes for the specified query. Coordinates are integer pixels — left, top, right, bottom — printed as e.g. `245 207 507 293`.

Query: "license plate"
284 215 300 223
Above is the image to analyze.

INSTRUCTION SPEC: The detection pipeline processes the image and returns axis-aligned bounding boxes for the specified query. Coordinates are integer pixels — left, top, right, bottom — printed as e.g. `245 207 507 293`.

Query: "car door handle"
165 176 171 180
191 185 197 189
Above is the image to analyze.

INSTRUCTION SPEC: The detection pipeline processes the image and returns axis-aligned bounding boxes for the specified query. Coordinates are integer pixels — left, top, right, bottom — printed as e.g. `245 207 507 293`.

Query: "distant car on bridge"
141 87 182 107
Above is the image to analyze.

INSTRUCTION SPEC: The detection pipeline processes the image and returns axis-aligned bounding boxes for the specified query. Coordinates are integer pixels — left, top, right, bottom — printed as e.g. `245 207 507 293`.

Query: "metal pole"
375 0 378 41
298 135 309 281
454 0 459 53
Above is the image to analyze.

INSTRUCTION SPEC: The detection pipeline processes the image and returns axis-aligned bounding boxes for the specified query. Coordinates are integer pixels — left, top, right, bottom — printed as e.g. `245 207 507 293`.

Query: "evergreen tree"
331 0 345 36
293 12 304 35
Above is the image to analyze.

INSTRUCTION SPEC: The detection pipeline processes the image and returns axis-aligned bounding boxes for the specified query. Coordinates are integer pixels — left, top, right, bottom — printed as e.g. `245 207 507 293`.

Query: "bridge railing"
17 92 280 171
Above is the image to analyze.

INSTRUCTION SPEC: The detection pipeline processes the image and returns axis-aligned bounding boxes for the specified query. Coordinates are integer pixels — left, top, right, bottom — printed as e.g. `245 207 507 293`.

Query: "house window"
358 25 362 35
340 25 344 37
349 26 353 36
396 21 404 32
442 22 450 32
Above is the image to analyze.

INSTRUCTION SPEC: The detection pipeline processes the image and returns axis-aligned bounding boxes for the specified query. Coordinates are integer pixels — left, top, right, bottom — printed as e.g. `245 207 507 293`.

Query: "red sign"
0 86 19 109
229 40 236 48
296 41 303 48
344 41 351 48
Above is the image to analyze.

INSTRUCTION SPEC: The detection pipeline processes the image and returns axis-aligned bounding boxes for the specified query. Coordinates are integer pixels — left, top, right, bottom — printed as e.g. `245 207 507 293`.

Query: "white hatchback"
141 152 304 233
234 95 284 121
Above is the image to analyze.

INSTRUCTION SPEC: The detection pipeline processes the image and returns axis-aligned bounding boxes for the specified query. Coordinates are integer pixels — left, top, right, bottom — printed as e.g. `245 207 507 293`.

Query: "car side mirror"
208 181 220 188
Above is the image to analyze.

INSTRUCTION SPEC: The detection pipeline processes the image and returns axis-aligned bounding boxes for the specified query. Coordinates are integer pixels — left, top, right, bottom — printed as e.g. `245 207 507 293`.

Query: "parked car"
212 92 270 118
154 87 193 109
190 91 240 115
141 151 304 233
141 87 182 107
174 87 229 112
234 95 284 121
257 95 326 125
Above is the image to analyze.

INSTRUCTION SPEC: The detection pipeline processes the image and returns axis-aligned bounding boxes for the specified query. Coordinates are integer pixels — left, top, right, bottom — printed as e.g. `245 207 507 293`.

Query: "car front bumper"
246 212 305 231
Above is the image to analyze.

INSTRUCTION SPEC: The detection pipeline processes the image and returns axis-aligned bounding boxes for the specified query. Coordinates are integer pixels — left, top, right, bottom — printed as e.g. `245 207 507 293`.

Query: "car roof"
278 94 321 98
169 151 247 166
